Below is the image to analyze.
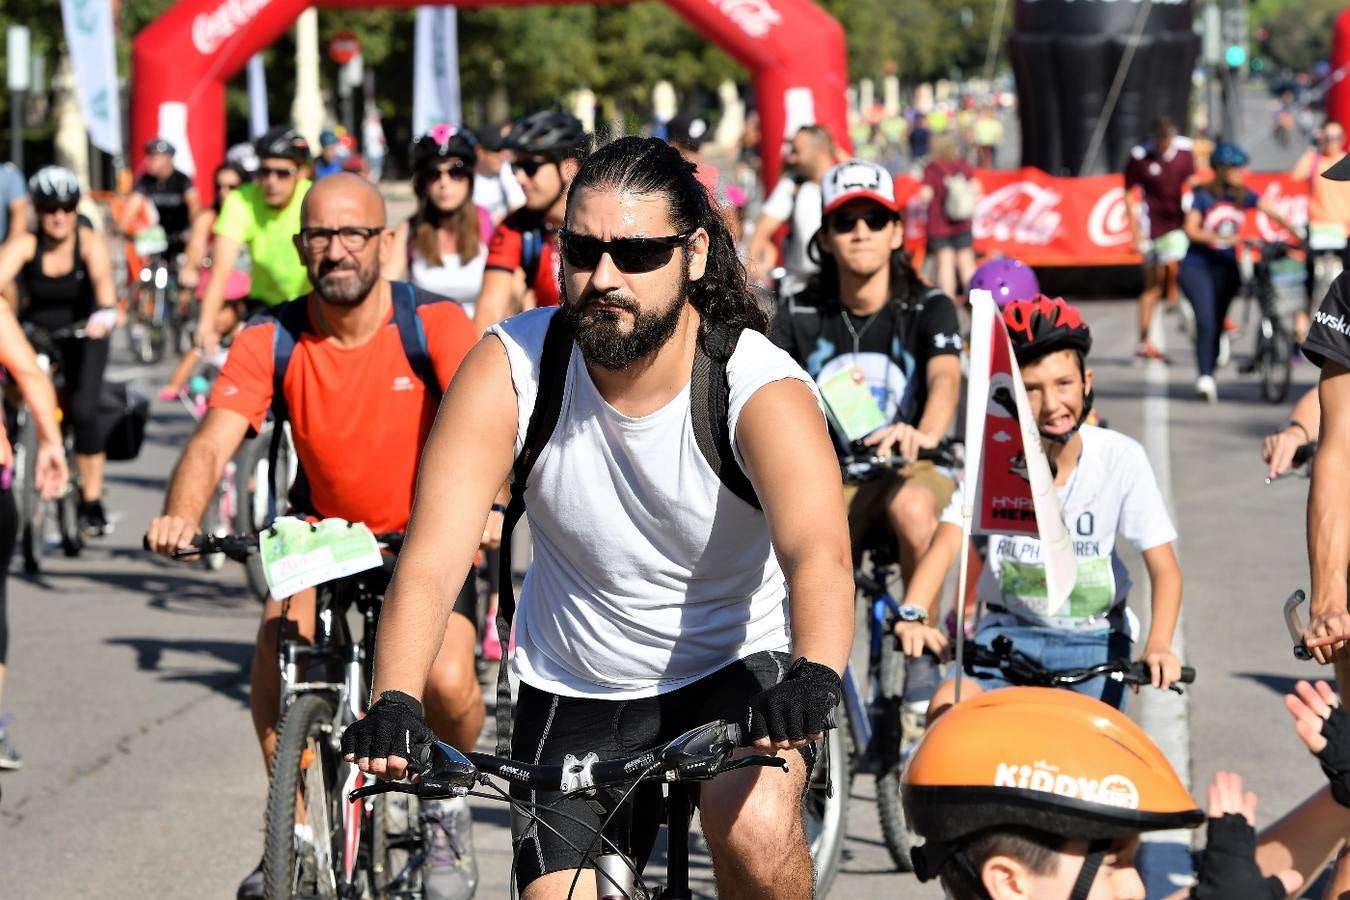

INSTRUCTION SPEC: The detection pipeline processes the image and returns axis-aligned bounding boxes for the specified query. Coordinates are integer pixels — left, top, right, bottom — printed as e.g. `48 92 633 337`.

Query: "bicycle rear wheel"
13 412 42 573
263 693 347 900
805 704 849 895
1260 320 1292 404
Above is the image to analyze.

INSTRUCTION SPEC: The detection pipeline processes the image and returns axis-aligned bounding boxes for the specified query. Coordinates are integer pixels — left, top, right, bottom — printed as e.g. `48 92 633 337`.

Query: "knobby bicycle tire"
874 637 920 873
263 693 346 900
235 431 276 601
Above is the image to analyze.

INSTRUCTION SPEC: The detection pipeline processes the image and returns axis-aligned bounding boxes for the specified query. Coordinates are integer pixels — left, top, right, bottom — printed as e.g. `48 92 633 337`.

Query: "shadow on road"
15 566 256 618
105 635 253 707
1234 671 1301 698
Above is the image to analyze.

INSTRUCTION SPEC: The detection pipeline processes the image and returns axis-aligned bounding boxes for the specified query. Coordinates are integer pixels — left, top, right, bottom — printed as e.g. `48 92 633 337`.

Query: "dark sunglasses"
558 230 693 274
828 208 897 234
215 180 242 193
421 162 472 184
258 165 298 181
515 157 554 178
38 202 78 215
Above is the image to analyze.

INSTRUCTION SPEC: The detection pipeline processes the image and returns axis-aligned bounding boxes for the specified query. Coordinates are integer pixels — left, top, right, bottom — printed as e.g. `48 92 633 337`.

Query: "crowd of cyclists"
0 97 1348 900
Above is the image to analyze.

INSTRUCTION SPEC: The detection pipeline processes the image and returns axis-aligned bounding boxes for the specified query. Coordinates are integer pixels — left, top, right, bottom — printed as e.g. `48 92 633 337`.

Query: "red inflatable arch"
1331 9 1350 133
132 0 849 201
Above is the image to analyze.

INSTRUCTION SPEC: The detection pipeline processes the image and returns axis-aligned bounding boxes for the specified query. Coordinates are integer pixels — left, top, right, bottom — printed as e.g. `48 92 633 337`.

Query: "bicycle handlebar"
349 719 789 802
142 530 406 563
962 636 1195 693
841 438 963 483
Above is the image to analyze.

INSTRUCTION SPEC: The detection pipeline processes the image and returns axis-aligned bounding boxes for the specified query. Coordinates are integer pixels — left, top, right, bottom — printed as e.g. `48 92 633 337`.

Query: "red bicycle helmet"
1002 295 1092 365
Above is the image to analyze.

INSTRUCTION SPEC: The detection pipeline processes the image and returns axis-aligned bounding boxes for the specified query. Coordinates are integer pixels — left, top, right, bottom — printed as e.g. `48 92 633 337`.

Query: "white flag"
413 7 463 133
964 290 1077 608
60 0 122 158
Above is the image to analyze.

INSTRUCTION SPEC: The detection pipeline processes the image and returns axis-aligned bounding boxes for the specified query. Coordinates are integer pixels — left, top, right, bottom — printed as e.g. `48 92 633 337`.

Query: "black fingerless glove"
340 690 436 767
1189 813 1286 900
746 657 841 743
1315 704 1350 808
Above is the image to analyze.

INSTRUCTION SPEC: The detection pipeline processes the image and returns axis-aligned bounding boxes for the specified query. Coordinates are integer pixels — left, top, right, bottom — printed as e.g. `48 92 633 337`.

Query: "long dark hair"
411 164 480 266
563 135 768 337
800 228 929 311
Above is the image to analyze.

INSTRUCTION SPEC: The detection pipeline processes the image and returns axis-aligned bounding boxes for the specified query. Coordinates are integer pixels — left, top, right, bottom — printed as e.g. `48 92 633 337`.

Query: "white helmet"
29 166 81 206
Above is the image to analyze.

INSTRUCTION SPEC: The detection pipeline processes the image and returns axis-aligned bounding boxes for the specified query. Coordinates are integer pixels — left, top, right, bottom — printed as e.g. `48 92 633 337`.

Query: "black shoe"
236 859 264 900
77 500 110 538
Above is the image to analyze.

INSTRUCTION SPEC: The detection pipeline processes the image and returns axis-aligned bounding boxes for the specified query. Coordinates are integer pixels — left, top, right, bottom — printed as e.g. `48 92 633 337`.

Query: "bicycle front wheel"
235 431 275 601
1260 320 1292 404
874 636 920 872
805 704 849 896
263 693 345 900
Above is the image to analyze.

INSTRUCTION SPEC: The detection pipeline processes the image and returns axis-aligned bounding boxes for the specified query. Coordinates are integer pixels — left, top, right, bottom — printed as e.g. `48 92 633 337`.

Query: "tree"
1261 0 1340 73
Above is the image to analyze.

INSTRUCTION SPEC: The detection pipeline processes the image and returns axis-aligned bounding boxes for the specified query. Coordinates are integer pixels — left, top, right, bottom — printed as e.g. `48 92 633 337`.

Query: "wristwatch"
897 605 929 624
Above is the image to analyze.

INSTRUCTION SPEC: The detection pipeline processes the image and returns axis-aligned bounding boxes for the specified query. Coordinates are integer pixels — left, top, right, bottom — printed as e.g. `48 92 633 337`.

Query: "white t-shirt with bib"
488 307 820 699
941 425 1176 636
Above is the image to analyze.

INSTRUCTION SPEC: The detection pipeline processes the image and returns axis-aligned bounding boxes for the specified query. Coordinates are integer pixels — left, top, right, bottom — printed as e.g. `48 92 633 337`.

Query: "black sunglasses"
216 180 242 192
515 157 554 178
258 165 298 181
38 202 78 215
559 230 693 273
421 162 472 183
828 208 897 234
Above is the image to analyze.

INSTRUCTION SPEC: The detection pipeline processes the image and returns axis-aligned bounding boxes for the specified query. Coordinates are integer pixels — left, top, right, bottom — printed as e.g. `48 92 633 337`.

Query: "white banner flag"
413 7 463 133
60 0 122 158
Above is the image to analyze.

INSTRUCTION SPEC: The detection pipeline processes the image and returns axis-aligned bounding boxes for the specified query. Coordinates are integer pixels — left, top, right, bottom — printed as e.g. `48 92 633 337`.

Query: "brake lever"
1286 590 1314 661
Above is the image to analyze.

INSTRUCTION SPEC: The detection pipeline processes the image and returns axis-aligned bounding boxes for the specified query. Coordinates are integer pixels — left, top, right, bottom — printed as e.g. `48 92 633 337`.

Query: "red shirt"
922 158 977 239
1123 137 1195 238
209 294 476 533
485 208 560 307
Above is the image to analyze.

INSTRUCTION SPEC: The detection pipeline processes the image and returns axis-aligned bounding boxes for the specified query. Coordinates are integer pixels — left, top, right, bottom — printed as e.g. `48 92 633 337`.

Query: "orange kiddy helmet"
902 688 1203 886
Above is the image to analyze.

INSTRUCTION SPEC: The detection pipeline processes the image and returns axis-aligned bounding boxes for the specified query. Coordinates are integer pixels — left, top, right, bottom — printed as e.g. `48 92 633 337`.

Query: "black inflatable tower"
1009 0 1199 175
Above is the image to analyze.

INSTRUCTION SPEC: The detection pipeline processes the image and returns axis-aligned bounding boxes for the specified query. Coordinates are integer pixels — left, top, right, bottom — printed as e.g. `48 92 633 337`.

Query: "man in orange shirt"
146 174 484 900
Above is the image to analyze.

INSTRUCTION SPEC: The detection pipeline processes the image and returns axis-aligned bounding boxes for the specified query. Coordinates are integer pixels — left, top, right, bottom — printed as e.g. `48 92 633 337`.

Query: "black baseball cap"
1323 152 1350 181
667 114 710 150
145 138 175 156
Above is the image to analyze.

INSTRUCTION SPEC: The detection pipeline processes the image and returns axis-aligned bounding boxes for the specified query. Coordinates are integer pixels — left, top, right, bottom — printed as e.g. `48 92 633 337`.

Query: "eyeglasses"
216 180 242 193
38 202 77 215
515 157 554 178
828 209 896 234
558 230 693 274
422 162 472 184
296 226 385 252
259 165 299 181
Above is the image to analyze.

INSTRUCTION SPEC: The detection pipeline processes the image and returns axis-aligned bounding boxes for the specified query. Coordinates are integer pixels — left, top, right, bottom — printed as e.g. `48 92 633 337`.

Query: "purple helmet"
970 257 1040 309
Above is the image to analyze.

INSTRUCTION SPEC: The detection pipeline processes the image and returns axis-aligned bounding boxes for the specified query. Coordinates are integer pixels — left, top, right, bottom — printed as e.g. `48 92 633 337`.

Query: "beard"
561 263 689 371
312 257 379 306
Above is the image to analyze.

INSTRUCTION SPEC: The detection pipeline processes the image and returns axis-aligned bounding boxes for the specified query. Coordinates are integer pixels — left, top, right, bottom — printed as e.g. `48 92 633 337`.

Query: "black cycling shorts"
509 649 809 891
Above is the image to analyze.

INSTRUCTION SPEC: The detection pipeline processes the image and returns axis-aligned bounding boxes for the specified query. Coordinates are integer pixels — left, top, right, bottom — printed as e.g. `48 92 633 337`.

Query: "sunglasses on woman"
216 180 242 193
558 230 693 274
828 208 897 234
38 202 78 215
421 162 471 184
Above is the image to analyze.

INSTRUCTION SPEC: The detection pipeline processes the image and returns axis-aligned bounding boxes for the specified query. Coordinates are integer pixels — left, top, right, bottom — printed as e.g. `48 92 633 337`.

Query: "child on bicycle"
893 296 1184 712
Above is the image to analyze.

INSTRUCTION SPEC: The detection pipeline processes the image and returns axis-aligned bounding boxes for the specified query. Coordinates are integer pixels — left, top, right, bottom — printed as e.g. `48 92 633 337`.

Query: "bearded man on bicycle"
343 136 853 900
773 158 961 719
146 174 484 900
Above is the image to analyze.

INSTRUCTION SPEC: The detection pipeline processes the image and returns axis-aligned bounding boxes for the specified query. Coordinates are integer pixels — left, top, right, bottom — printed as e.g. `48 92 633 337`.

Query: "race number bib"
998 556 1116 629
259 517 383 599
819 365 887 442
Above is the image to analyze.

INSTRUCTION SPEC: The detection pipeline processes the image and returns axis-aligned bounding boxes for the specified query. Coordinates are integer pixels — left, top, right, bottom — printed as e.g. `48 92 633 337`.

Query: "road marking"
1139 310 1193 863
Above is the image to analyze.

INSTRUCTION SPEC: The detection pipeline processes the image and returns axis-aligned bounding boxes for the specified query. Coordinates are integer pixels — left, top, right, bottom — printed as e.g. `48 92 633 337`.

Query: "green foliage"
1257 0 1341 72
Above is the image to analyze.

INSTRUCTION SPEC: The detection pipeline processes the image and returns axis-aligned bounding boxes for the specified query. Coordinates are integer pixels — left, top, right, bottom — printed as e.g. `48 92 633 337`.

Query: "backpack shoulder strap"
268 298 312 427
493 310 574 756
690 324 762 511
520 227 544 287
390 281 442 404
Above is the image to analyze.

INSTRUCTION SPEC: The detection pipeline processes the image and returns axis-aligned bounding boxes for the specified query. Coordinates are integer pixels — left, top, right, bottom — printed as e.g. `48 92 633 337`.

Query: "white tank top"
410 247 486 318
488 307 819 699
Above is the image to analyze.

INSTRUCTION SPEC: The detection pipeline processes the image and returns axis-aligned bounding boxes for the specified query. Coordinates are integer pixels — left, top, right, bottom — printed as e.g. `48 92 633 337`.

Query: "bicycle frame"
276 578 383 888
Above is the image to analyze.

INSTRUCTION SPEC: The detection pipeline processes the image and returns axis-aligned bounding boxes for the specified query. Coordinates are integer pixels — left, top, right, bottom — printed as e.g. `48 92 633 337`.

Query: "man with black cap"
471 122 525 225
1296 149 1350 698
135 138 200 258
666 113 721 199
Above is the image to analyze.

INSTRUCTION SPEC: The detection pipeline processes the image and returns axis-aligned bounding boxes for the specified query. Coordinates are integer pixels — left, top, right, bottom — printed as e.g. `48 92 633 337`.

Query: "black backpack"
260 282 444 511
491 311 759 754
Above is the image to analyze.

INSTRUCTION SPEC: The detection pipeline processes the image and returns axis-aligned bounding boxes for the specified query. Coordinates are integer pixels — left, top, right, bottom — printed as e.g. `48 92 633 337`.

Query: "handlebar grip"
1178 666 1196 684
141 535 151 552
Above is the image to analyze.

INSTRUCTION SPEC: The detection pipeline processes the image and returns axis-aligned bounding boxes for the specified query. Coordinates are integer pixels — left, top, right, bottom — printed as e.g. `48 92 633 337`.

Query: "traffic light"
1226 44 1247 68
1222 2 1248 71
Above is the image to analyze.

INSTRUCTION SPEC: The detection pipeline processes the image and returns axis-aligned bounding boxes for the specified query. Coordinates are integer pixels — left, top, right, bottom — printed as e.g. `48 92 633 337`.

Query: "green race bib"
999 556 1115 626
258 517 384 599
819 365 887 442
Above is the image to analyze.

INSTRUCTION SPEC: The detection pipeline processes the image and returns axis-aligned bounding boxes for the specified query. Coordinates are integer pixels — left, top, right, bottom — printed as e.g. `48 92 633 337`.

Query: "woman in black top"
0 166 118 535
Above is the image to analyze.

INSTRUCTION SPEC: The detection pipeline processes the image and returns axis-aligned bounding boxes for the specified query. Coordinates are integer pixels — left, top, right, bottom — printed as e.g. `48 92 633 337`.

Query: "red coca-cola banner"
894 169 1310 267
